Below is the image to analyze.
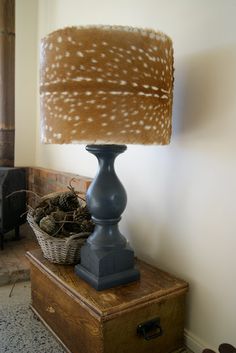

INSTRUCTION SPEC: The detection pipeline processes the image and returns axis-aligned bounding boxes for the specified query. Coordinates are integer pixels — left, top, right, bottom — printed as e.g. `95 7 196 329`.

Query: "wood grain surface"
0 0 15 166
30 265 103 353
103 294 185 353
27 249 188 353
27 249 188 319
0 0 14 33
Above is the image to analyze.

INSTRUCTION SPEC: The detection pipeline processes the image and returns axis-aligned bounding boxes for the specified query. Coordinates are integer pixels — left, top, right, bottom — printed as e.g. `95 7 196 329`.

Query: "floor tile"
0 281 65 353
0 223 39 286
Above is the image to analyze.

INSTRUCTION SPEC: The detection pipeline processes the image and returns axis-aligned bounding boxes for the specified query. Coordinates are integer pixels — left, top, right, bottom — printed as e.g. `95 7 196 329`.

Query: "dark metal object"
0 167 26 249
202 343 236 353
219 344 236 353
75 144 140 290
137 317 163 341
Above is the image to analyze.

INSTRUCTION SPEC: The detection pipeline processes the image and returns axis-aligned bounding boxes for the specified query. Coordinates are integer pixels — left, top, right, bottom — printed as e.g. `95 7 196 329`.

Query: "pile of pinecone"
31 185 94 238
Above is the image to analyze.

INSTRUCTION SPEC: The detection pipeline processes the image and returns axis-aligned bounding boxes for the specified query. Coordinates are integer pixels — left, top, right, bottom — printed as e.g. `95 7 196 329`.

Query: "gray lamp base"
75 264 140 291
75 243 140 290
75 144 140 291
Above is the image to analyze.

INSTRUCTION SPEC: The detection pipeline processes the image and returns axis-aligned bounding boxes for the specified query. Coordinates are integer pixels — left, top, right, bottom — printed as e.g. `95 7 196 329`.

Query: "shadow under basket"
27 212 89 264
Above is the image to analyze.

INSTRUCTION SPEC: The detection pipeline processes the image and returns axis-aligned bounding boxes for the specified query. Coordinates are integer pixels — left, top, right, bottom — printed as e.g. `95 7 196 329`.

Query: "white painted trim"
184 329 217 353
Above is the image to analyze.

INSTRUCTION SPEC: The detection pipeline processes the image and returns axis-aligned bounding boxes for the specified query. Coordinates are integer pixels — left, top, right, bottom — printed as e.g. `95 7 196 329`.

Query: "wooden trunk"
27 249 188 353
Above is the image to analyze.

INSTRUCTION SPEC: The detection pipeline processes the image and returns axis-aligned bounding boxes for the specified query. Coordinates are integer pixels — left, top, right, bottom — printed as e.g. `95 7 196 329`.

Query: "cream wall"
15 0 38 166
16 0 236 351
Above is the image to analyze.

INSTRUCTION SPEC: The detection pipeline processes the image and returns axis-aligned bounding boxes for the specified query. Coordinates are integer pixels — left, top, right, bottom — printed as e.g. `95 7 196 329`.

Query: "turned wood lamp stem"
86 144 127 249
75 144 140 290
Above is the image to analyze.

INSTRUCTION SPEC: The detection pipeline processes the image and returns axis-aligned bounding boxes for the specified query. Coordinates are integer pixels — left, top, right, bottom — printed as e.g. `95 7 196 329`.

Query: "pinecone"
59 191 80 211
80 219 94 233
45 204 57 215
39 215 57 235
33 207 45 224
73 206 91 223
49 194 61 206
51 209 66 222
63 218 81 234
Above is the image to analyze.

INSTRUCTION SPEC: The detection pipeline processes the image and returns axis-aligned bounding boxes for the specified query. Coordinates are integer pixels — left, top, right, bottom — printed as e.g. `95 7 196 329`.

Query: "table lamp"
40 25 174 290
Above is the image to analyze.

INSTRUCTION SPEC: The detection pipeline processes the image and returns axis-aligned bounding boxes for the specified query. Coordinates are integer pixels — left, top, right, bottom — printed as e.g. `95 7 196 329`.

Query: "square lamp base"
75 243 140 290
75 264 140 291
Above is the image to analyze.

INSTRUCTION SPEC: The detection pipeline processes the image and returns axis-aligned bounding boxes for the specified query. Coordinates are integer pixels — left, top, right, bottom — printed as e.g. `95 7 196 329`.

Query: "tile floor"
0 281 65 353
0 223 39 286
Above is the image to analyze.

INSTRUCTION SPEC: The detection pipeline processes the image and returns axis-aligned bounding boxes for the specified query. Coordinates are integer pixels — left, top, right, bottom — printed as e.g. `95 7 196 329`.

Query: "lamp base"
75 243 140 290
75 144 140 291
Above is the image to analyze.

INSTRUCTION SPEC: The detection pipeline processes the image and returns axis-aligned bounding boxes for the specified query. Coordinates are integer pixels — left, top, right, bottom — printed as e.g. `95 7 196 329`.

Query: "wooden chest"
27 249 188 353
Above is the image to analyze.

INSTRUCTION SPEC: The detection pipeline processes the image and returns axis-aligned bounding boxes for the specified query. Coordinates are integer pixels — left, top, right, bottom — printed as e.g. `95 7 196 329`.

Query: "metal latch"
137 317 163 341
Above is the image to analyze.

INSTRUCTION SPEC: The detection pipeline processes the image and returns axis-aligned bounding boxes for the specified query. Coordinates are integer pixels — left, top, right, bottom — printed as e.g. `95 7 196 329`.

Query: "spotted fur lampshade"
40 25 174 145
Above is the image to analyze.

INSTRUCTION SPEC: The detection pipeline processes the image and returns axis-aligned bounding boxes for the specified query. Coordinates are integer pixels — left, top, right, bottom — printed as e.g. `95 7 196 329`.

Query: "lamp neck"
86 145 126 173
86 144 127 155
85 144 127 249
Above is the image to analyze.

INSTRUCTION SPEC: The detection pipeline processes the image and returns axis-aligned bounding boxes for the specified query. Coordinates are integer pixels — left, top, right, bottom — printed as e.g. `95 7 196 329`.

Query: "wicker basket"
27 212 90 264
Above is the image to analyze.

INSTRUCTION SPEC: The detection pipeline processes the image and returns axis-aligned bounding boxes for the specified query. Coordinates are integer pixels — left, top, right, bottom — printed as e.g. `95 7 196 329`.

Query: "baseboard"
184 329 217 353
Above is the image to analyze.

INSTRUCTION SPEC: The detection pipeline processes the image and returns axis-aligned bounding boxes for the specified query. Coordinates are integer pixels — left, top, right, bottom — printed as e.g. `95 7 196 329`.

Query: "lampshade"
40 25 174 145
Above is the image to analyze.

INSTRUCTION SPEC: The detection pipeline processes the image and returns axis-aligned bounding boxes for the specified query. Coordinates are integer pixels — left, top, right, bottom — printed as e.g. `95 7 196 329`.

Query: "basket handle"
65 232 90 245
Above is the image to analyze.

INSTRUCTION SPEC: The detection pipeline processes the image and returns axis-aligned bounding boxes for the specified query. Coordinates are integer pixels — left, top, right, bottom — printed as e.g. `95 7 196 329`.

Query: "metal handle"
137 317 163 341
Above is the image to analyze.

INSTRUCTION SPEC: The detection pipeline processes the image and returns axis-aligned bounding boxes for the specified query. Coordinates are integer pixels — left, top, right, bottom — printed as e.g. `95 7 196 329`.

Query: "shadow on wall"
120 42 236 353
125 44 236 271
162 45 236 342
152 45 236 271
173 45 236 139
